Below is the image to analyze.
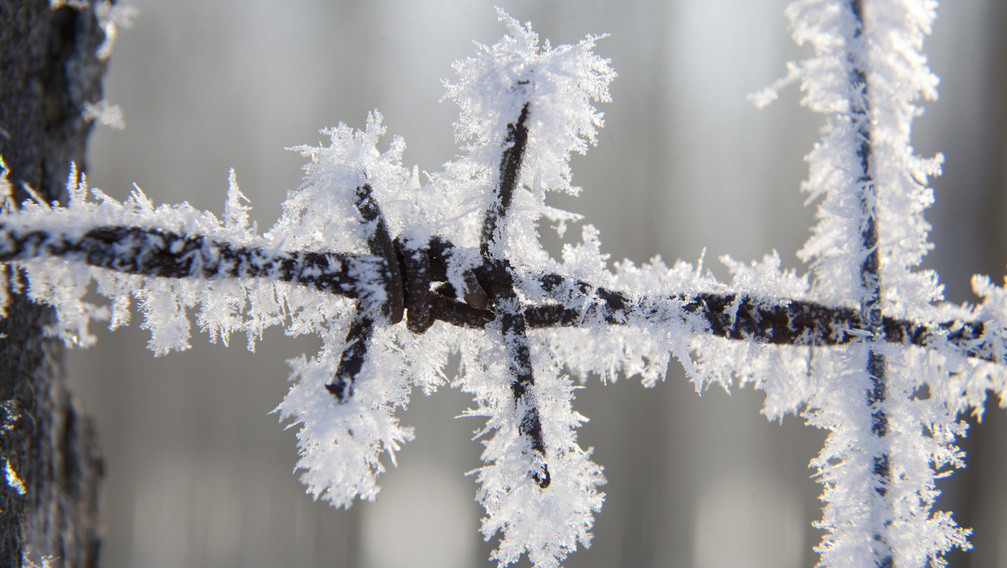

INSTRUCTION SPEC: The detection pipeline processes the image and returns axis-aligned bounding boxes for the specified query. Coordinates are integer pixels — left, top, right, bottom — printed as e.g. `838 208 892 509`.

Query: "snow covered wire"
0 223 994 357
753 1 981 566
471 98 554 490
850 1 898 565
3 3 1007 567
324 183 403 402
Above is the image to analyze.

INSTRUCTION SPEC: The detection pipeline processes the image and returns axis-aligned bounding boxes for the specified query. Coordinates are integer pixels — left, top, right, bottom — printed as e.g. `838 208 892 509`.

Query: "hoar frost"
5 3 1007 568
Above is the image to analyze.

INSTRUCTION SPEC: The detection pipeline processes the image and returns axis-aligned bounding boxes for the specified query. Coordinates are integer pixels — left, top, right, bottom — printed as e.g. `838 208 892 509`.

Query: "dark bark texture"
0 1 107 566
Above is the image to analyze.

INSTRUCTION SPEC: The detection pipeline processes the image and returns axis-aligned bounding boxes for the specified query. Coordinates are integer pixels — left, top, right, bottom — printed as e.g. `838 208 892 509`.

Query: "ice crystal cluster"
3 2 1007 567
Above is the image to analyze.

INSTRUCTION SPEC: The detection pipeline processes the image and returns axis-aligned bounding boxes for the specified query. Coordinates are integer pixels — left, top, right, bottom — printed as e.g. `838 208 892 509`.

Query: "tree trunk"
0 1 108 566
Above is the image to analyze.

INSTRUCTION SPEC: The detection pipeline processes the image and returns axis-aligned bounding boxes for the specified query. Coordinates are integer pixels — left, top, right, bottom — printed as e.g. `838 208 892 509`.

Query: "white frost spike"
126 183 154 213
65 162 88 208
94 0 138 60
82 99 126 130
20 183 50 210
1 157 14 213
5 458 26 496
223 168 251 234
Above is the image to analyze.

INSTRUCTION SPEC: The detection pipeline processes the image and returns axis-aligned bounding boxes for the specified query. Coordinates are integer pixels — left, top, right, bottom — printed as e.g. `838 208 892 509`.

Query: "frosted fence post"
0 2 107 566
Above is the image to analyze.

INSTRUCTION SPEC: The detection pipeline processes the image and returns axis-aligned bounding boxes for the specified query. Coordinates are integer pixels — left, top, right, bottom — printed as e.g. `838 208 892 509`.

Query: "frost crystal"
4 3 1007 568
5 458 26 496
82 99 126 130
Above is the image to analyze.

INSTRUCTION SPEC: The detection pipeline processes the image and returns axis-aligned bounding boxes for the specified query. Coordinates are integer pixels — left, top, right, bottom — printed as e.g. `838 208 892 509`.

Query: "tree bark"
0 1 107 566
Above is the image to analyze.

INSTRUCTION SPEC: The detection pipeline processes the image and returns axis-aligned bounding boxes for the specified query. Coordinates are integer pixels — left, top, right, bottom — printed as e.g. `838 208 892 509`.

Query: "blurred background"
66 1 1007 567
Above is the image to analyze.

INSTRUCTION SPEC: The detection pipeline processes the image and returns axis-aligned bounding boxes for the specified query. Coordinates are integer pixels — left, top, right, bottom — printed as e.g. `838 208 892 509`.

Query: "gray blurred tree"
0 1 107 566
